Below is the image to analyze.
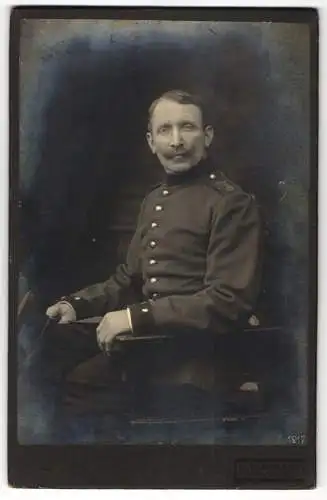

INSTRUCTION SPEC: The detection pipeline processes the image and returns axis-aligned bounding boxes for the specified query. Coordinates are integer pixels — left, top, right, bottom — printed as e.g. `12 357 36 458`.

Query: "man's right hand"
46 302 77 324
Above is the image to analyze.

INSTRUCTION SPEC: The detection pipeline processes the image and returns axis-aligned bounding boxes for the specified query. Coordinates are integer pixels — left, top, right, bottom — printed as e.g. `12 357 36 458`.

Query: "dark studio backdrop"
18 19 312 440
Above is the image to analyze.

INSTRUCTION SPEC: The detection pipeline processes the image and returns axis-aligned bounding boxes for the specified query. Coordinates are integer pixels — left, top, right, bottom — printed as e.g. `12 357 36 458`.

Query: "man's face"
146 99 214 174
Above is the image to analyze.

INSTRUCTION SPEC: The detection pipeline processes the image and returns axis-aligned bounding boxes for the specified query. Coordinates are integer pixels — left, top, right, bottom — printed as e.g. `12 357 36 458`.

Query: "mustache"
165 149 189 159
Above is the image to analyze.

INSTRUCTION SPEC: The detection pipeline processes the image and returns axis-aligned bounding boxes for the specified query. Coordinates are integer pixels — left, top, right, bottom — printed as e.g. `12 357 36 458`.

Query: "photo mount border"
8 6 318 489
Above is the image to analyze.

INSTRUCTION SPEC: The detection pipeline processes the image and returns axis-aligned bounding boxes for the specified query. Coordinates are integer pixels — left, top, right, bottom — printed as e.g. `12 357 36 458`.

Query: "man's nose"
170 127 183 147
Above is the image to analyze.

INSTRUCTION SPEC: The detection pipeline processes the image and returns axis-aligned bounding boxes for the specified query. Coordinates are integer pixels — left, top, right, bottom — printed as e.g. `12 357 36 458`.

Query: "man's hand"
96 309 131 354
46 302 77 324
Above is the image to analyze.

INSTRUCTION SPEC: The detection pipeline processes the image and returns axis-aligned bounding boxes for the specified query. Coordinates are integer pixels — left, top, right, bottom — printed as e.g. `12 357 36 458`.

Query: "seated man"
26 89 262 439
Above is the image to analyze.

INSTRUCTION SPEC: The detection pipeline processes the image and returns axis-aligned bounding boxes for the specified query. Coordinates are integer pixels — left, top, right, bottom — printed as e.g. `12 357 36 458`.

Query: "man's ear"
146 131 156 154
204 125 214 148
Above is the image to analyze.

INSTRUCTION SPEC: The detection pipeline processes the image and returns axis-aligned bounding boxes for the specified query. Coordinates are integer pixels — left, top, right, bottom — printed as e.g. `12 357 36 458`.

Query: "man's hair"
147 89 209 131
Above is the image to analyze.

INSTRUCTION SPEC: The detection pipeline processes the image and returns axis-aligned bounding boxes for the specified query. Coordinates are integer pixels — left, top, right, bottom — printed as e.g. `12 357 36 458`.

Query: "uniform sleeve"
129 191 262 336
63 200 146 320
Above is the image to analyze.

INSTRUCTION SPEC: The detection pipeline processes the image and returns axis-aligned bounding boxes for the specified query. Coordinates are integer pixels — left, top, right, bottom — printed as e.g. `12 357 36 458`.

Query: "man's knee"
66 353 118 386
43 321 98 354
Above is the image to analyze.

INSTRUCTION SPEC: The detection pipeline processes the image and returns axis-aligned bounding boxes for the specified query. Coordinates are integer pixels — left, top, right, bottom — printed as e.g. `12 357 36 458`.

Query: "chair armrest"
117 333 171 342
242 326 283 334
75 317 171 342
75 319 283 341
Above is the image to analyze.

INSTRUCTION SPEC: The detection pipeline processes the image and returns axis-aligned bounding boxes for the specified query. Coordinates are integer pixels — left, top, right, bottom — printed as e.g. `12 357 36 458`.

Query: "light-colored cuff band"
126 307 134 333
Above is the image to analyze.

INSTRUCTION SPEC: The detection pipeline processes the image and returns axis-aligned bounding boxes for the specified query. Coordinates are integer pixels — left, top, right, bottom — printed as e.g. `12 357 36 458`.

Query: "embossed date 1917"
287 432 306 445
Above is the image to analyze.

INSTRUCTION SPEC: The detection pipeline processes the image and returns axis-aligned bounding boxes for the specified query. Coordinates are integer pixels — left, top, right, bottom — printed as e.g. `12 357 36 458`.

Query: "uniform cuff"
60 295 93 320
128 301 155 336
126 307 134 332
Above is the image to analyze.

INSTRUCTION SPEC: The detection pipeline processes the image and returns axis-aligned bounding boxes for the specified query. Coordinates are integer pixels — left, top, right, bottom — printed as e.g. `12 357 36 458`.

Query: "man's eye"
182 124 196 131
158 126 170 134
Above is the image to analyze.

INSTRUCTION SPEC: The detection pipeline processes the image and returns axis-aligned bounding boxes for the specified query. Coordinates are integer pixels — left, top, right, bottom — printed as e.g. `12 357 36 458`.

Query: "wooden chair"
17 290 294 444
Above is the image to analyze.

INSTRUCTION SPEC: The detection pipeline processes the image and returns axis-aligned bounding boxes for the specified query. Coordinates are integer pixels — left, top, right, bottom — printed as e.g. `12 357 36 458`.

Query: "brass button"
155 205 163 211
150 240 157 248
149 259 157 265
209 173 216 180
150 277 157 283
141 307 149 313
248 315 260 327
151 222 158 228
162 189 169 196
152 293 159 299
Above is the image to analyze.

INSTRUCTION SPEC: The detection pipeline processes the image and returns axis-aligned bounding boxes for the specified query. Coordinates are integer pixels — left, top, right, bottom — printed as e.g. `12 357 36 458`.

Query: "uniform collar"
162 158 215 187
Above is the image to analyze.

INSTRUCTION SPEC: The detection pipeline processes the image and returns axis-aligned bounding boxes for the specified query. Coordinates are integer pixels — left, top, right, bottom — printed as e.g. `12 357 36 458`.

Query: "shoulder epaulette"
205 170 242 195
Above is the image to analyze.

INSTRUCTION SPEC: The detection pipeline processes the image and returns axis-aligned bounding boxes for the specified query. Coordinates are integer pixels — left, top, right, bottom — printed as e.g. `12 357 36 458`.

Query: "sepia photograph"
9 7 317 488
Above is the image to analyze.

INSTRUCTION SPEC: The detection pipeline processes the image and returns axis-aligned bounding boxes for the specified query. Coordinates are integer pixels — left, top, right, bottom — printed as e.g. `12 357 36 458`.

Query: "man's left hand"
96 310 131 354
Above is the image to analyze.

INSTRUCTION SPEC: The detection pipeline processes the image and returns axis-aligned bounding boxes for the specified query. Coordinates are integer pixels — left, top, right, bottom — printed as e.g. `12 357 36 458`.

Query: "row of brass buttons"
146 175 217 299
146 188 170 298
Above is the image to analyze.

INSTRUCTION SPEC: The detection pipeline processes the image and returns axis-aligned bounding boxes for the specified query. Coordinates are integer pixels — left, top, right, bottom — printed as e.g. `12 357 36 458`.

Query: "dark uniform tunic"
67 159 262 340
26 160 263 432
19 160 261 446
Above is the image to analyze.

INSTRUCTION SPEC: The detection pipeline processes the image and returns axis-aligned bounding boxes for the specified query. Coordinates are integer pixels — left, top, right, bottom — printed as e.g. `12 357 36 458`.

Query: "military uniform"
66 159 262 339
29 159 263 431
